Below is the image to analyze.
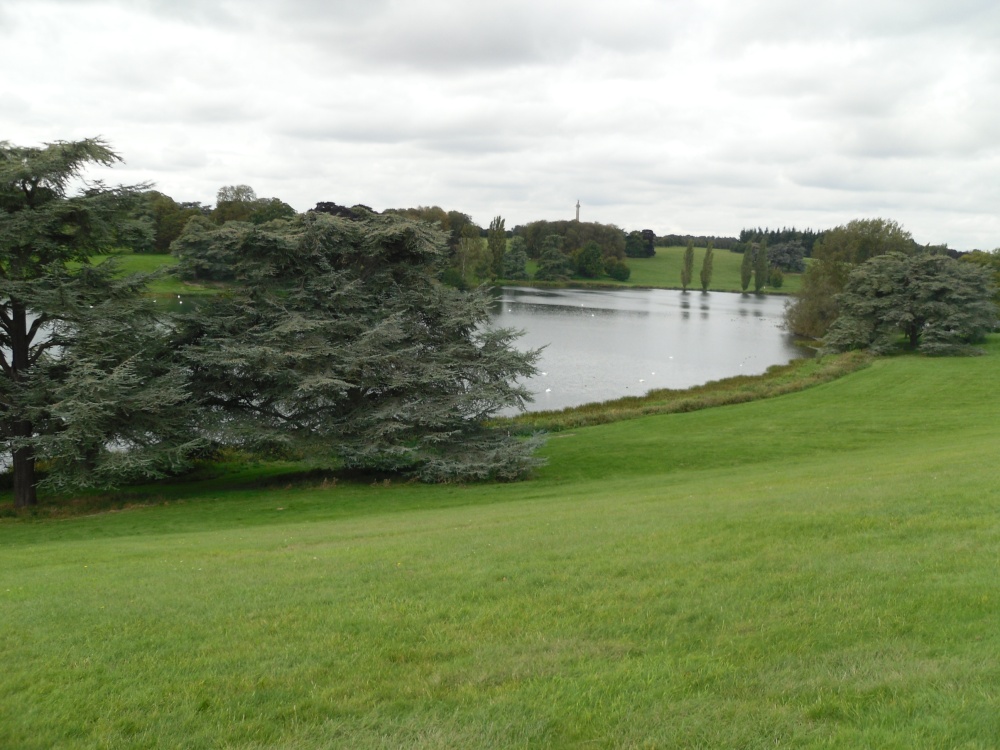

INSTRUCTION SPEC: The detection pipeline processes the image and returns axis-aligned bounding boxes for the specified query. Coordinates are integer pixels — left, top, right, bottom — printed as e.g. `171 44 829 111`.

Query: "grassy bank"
506 349 868 432
2 339 998 748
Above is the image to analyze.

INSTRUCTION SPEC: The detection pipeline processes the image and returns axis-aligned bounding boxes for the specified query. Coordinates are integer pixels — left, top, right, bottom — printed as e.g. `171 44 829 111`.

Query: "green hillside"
2 340 997 748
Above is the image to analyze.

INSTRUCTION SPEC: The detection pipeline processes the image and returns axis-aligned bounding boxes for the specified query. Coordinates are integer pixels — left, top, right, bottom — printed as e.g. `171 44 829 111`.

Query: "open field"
2 339 998 748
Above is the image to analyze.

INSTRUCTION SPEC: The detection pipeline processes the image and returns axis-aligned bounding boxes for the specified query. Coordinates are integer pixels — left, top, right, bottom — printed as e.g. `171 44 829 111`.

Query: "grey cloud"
5 0 1000 251
278 0 685 72
717 0 1000 49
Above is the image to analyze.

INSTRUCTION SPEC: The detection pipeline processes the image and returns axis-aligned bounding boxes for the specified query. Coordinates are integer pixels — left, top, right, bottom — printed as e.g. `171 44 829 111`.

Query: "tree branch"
26 313 50 347
28 339 60 366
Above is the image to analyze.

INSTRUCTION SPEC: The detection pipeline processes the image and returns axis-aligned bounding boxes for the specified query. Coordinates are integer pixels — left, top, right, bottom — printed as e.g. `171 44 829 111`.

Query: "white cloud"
2 0 999 249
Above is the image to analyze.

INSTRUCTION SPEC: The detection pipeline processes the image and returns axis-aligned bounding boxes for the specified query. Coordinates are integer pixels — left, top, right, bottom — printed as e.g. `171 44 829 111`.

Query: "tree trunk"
13 440 37 509
10 301 38 507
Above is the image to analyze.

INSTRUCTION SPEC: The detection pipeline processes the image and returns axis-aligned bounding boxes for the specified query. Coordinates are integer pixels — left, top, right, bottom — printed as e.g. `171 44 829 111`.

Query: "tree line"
656 234 739 251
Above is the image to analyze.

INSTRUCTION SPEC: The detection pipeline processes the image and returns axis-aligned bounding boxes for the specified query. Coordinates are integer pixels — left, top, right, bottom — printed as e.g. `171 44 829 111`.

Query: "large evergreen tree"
501 237 530 280
0 139 197 507
823 253 997 355
175 208 543 481
574 241 604 278
534 236 573 281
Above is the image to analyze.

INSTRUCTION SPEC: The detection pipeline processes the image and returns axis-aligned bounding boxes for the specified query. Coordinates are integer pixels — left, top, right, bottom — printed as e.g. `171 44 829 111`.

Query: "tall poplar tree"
754 237 769 292
487 215 506 279
740 243 754 291
1 139 197 507
681 241 694 292
699 240 714 292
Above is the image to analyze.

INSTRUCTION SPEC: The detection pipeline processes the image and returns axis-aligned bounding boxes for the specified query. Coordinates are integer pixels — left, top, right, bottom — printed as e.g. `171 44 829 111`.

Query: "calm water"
491 287 805 412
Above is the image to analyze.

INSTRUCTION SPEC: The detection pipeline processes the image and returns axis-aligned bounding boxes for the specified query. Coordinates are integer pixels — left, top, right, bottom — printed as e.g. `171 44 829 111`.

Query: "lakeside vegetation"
503 349 868 432
3 338 999 747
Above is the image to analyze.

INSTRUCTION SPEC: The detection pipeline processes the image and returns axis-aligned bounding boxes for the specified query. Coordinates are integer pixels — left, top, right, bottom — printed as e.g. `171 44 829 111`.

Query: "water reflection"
492 286 804 413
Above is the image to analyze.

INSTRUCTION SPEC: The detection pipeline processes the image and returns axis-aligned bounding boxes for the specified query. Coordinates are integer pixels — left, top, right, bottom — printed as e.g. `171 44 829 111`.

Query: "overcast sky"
3 0 999 249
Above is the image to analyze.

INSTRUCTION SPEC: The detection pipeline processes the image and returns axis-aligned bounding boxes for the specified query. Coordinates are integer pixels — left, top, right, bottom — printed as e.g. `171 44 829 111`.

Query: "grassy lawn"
92 252 217 297
627 246 803 294
2 339 998 748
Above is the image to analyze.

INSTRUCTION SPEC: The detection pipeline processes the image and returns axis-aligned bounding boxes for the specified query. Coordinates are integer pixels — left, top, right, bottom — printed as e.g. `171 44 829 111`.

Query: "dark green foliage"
699 241 714 292
501 237 529 280
640 229 656 255
16 264 201 492
438 267 467 289
737 226 820 256
786 218 916 338
960 250 1000 294
625 230 655 258
385 205 480 258
740 244 753 292
248 197 296 225
605 257 631 281
769 266 784 288
823 253 997 355
112 215 156 254
754 238 769 293
1 138 198 507
574 241 605 278
681 241 695 291
211 184 257 224
658 233 738 251
396 210 490 288
176 209 543 482
171 215 241 282
767 241 806 272
814 218 915 265
212 185 296 226
134 191 209 253
534 236 573 281
519 220 625 260
487 215 506 280
455 224 488 287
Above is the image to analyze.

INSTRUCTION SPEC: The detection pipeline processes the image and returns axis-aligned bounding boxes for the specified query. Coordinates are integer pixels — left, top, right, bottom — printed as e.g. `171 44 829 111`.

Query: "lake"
491 287 805 412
